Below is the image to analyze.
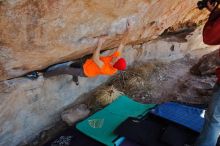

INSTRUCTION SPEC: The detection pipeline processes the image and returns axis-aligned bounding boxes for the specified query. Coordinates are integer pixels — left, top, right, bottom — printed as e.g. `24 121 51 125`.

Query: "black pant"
43 63 85 78
43 67 84 78
43 62 85 84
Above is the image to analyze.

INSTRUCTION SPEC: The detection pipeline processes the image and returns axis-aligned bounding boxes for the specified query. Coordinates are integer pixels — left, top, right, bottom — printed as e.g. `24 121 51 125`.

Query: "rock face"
61 104 90 126
0 0 208 81
190 49 220 76
0 75 110 146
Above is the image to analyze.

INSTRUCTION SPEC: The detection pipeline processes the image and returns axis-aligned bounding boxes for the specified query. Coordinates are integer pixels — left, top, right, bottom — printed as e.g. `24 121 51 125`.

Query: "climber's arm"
110 21 131 66
111 31 129 64
92 37 107 68
116 41 125 55
116 21 131 54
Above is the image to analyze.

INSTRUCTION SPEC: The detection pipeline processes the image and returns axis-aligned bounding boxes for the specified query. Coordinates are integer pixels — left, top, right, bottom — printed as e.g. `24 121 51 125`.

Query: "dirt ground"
103 56 216 105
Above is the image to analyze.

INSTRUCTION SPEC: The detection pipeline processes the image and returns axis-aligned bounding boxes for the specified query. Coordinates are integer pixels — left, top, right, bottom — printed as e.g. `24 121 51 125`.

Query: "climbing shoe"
72 76 79 86
25 72 39 80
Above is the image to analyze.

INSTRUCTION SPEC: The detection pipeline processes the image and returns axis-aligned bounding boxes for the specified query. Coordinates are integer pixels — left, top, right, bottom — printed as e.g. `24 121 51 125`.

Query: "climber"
195 1 220 146
43 22 130 85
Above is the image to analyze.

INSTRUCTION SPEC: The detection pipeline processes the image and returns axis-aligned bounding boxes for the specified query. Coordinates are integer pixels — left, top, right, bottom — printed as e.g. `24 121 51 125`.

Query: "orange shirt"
83 51 120 77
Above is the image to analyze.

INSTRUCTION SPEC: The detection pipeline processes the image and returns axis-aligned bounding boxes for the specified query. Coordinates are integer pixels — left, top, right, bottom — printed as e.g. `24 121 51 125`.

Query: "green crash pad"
76 96 155 146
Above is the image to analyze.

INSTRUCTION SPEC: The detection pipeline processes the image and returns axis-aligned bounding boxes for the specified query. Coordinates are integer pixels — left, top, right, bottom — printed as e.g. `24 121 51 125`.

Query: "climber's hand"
126 20 132 32
98 35 109 44
207 1 217 12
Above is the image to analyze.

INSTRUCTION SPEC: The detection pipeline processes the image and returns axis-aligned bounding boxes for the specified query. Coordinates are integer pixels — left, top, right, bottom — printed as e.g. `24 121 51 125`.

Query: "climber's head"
113 58 127 71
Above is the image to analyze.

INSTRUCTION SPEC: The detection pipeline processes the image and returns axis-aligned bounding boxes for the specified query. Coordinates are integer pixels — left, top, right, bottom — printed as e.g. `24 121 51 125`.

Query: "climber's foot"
25 72 39 80
72 76 79 86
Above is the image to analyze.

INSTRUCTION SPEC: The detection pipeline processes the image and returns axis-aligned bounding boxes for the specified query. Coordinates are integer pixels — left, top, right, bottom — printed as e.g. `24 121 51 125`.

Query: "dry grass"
88 61 168 109
108 62 162 99
94 85 124 106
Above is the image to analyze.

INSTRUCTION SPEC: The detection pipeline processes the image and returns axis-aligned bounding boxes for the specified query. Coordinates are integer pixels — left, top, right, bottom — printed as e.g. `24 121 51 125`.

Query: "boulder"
61 104 90 126
190 49 220 76
0 0 208 81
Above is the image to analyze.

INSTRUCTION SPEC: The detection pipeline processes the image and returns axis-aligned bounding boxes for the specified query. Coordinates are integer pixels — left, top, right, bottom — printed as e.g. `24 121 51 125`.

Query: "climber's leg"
43 65 85 85
44 66 84 77
70 62 83 68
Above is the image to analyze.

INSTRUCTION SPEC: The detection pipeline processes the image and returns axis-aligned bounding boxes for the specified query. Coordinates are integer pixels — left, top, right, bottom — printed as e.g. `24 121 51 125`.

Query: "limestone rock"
0 75 110 146
190 49 220 76
61 104 90 126
0 0 208 81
